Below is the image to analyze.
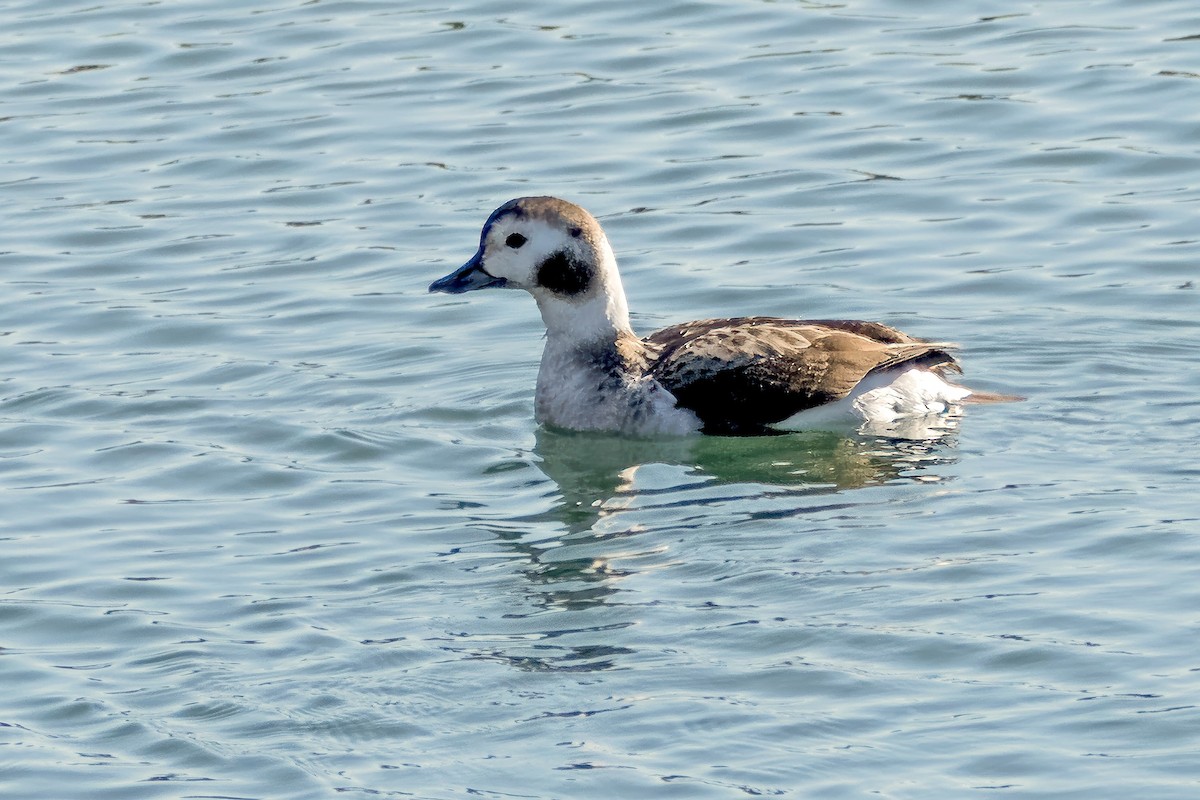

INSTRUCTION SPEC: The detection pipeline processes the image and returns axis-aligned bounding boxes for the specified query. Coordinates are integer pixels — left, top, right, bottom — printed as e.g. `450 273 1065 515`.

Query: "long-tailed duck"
429 196 1017 436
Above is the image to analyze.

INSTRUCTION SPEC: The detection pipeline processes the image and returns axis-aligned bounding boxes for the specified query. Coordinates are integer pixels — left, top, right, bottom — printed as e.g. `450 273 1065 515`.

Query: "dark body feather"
642 317 960 435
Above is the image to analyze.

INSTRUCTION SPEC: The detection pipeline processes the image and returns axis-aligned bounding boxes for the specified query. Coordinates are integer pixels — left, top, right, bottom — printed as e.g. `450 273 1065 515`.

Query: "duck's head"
430 196 632 338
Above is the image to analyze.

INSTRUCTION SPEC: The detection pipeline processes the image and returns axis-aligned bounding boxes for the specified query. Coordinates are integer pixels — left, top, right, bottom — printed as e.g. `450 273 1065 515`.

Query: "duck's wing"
643 317 959 434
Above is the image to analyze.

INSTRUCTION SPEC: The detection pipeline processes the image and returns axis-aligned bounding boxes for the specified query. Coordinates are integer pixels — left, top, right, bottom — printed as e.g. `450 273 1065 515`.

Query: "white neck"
533 236 632 349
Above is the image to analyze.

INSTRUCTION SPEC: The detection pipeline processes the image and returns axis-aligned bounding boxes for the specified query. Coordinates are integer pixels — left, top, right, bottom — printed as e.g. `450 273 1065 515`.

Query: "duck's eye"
505 233 527 249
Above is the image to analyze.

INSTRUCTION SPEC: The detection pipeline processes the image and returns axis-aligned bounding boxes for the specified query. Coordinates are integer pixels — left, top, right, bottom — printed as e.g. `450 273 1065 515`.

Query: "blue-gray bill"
428 249 507 294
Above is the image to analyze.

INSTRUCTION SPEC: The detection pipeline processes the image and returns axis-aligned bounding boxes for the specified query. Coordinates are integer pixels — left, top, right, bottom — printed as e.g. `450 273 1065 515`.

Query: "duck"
429 196 1017 436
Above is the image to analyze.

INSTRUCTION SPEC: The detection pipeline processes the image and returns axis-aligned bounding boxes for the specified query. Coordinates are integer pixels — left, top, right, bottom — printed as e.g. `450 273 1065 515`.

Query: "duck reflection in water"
509 423 960 595
444 423 960 674
531 418 963 535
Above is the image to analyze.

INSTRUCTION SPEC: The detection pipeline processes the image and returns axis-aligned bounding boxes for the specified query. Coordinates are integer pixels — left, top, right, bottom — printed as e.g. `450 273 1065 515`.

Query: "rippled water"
3 0 1198 797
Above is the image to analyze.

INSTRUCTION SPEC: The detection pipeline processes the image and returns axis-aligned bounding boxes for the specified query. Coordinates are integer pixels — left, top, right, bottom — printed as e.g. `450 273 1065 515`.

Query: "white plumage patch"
779 367 971 436
850 367 972 421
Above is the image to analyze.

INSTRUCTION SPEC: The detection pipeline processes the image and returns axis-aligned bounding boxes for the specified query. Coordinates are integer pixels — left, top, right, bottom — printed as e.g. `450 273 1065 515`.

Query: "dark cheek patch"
535 250 593 296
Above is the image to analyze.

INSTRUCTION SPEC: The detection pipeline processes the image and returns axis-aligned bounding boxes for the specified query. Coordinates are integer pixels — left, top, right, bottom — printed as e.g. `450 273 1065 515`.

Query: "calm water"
2 0 1198 797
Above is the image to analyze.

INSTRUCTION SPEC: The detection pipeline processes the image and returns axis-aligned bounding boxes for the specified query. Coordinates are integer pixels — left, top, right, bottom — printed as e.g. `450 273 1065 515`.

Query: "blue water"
2 1 1198 797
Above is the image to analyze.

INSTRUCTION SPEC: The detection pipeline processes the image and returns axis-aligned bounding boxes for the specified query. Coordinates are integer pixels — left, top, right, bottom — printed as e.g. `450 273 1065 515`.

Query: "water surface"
2 1 1198 798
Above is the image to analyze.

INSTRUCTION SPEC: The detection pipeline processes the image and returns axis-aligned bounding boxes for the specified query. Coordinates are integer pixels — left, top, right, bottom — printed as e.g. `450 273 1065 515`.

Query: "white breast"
534 343 701 436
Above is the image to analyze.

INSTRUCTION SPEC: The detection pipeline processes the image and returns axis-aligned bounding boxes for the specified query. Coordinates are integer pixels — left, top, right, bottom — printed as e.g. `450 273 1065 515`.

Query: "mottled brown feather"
643 316 959 434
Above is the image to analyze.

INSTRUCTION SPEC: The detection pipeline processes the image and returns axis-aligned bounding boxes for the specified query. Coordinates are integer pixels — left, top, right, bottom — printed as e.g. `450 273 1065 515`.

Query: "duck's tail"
964 389 1025 404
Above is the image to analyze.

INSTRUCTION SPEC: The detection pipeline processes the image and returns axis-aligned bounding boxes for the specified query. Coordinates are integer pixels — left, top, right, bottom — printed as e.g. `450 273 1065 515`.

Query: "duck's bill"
428 250 507 294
